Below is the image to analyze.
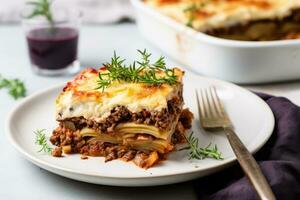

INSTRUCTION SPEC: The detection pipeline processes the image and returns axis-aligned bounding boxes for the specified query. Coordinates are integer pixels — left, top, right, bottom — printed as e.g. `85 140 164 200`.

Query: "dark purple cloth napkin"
193 93 300 200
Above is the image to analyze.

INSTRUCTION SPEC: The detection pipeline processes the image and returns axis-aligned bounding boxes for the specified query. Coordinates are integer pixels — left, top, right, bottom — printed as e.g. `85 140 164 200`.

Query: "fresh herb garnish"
34 129 52 153
186 132 223 160
186 17 195 28
26 0 54 25
0 75 26 99
183 1 211 28
97 49 178 91
183 4 198 13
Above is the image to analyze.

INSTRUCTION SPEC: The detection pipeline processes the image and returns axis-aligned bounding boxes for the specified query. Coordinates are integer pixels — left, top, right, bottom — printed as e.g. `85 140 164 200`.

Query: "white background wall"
0 0 133 23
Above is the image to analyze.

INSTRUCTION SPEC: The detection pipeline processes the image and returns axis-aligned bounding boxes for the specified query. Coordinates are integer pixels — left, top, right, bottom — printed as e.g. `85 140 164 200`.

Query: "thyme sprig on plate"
26 0 54 25
34 129 52 153
97 49 178 91
0 75 26 99
186 132 223 160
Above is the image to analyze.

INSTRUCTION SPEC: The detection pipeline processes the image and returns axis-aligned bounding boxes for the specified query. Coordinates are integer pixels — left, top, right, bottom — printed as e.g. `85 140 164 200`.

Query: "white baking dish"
131 0 300 84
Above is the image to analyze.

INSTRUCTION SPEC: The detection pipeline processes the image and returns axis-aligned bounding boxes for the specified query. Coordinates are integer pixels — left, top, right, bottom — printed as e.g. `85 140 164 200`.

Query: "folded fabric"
193 93 300 200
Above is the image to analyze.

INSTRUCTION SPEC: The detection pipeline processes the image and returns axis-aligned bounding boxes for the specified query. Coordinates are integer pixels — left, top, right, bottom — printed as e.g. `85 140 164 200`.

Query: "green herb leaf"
0 75 26 99
26 0 54 25
183 0 211 28
186 132 223 160
34 129 52 153
183 4 198 13
186 18 195 28
97 49 178 91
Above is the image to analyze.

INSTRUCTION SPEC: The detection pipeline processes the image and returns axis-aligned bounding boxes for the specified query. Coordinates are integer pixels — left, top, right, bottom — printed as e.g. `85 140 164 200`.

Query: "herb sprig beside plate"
0 75 26 99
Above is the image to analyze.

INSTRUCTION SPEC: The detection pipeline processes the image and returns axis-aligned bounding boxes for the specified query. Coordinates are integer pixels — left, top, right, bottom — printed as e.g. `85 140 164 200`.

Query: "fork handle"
224 127 276 200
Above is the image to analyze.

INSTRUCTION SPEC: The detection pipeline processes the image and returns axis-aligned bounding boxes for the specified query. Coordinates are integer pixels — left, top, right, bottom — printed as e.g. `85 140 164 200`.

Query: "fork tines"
196 87 232 129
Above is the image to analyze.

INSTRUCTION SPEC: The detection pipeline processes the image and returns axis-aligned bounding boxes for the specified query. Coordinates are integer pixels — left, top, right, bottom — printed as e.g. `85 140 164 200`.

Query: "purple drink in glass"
23 6 81 76
27 27 78 70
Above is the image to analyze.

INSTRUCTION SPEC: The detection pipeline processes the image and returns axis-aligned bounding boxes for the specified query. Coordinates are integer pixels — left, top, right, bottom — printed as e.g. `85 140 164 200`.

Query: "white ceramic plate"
6 73 274 186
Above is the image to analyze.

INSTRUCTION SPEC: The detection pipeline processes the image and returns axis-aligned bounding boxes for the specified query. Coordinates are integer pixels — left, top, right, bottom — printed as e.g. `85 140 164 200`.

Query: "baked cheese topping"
145 0 300 31
56 67 184 121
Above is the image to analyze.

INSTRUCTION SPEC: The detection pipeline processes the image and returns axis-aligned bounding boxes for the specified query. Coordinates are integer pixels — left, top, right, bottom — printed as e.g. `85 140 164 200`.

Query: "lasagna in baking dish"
50 52 193 168
145 0 300 41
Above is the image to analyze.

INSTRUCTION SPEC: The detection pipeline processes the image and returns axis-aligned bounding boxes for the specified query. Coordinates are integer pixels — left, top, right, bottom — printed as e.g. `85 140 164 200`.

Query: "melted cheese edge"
56 68 183 121
145 0 300 31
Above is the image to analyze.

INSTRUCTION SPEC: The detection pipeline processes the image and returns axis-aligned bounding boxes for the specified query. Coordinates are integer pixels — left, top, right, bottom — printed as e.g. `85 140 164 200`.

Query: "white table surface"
1 23 300 200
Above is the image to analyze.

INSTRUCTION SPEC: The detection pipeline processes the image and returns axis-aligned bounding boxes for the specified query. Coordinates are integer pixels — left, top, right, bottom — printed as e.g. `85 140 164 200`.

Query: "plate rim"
5 74 275 179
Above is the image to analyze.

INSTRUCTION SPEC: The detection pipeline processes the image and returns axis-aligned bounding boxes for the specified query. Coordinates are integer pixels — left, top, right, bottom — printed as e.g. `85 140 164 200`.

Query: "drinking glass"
22 6 81 76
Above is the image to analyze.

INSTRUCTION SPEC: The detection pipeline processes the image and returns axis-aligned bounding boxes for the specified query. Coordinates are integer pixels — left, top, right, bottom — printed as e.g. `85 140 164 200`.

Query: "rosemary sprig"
97 49 178 91
0 75 26 99
34 129 52 153
26 0 54 25
186 132 223 160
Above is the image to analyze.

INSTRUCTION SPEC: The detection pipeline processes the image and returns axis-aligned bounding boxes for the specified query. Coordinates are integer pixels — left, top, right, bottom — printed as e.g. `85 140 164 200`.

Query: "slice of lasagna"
50 52 193 168
145 0 300 41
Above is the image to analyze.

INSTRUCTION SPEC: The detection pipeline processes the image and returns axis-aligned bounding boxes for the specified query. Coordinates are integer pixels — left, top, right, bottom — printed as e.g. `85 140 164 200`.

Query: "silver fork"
196 87 275 200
